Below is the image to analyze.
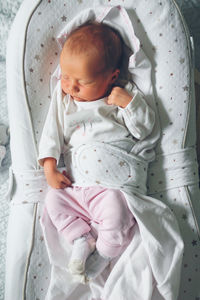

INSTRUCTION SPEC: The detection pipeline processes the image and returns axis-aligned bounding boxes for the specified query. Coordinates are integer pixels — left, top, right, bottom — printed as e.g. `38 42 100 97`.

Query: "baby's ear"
111 69 120 83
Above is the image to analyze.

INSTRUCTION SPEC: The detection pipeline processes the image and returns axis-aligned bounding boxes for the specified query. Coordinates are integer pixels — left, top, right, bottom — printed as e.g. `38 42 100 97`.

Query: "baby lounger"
5 0 200 300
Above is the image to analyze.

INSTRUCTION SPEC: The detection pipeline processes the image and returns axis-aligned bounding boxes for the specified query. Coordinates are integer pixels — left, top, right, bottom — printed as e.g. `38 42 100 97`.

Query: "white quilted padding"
5 1 200 300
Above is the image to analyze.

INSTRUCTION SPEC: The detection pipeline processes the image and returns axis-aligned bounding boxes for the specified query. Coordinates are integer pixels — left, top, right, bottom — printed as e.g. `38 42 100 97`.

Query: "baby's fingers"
61 172 72 186
60 182 69 189
107 94 114 105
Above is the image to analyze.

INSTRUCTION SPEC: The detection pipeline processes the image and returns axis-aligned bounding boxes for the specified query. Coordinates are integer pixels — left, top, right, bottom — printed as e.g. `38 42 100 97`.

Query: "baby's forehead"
63 30 105 57
61 39 107 71
61 46 107 76
63 40 103 59
61 22 123 72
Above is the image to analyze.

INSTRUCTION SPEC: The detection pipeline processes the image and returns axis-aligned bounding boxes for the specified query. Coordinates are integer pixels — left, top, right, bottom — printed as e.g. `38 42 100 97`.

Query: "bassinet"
5 0 200 299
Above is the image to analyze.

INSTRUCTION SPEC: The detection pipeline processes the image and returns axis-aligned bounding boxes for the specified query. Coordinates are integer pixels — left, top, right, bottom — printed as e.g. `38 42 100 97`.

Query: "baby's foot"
85 250 111 282
68 233 96 275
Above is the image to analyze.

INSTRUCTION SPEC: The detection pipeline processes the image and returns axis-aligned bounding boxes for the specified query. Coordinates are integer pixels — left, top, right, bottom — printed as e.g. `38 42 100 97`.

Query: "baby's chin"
72 96 90 102
71 95 97 102
71 95 85 101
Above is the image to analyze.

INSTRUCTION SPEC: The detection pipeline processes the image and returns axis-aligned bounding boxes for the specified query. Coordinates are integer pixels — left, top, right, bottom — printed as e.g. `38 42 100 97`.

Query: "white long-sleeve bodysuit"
38 81 155 171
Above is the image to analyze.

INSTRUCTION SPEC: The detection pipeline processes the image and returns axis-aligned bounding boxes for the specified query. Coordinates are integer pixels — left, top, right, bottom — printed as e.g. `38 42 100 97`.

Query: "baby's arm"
108 86 155 140
43 157 71 189
38 83 72 189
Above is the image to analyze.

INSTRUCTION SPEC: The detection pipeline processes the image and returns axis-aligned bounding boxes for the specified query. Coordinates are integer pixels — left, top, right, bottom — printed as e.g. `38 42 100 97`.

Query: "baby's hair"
63 21 123 74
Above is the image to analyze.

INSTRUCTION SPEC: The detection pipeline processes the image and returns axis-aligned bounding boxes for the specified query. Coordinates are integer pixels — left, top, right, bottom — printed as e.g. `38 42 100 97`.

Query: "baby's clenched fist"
107 86 132 108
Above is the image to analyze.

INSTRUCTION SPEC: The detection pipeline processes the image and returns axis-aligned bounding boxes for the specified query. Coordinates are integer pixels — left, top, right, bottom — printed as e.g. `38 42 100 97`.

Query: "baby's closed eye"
78 80 94 86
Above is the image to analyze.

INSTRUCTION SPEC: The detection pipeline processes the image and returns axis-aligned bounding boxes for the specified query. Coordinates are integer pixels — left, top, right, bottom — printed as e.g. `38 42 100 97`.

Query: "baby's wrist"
43 157 57 173
120 94 133 108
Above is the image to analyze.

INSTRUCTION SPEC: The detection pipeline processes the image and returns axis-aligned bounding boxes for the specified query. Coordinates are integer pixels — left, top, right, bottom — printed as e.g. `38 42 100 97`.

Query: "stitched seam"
183 186 200 240
22 203 38 300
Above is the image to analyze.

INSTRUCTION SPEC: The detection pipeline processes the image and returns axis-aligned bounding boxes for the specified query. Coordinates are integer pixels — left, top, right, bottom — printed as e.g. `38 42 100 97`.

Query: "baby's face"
60 48 118 102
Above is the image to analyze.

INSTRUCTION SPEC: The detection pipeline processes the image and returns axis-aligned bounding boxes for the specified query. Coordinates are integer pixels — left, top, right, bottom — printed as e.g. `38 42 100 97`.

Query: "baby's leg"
45 187 92 242
45 187 96 274
85 187 135 280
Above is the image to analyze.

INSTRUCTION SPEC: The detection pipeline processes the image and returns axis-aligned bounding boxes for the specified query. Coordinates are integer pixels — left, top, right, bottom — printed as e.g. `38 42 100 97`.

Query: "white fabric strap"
9 140 149 204
9 169 48 204
64 142 148 194
8 147 199 204
148 147 199 194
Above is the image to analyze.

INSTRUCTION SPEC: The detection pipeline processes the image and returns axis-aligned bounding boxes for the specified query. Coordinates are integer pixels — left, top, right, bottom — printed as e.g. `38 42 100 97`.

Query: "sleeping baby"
38 21 180 286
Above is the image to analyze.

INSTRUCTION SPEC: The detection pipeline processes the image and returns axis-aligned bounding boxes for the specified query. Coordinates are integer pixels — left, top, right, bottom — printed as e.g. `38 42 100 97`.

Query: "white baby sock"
85 249 111 281
68 233 96 275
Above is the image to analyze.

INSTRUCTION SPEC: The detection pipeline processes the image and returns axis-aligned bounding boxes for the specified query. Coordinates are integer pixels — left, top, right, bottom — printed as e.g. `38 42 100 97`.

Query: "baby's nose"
70 80 80 93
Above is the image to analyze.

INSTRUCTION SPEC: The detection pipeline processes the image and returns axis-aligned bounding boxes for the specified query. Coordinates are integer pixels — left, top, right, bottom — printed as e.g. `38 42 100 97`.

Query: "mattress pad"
5 0 200 300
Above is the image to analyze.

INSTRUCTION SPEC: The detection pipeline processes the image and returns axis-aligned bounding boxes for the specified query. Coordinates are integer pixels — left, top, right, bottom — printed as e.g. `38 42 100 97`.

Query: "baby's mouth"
71 95 86 102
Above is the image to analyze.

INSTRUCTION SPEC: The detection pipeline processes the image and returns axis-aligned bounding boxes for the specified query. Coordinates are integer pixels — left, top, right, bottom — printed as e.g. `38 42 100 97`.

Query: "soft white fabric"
39 5 184 300
85 249 111 282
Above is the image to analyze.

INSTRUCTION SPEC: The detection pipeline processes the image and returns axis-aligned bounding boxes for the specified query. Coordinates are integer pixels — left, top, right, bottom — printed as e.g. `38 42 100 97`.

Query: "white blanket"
40 5 184 300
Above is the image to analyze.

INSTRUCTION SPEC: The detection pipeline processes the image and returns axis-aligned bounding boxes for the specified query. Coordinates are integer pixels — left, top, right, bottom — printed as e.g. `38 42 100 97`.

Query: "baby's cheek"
61 80 68 94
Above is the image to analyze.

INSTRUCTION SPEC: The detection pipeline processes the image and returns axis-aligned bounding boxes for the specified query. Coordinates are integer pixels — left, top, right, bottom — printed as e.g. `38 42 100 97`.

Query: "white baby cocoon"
38 5 184 300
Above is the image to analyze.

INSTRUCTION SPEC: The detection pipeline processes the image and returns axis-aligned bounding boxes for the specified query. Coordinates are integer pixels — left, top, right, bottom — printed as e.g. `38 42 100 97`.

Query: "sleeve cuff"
119 90 141 111
38 152 60 167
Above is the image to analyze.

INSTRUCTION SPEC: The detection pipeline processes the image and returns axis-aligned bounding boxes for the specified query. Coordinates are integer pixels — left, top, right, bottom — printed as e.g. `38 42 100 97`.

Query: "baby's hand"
43 157 72 189
107 86 132 108
46 169 72 189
